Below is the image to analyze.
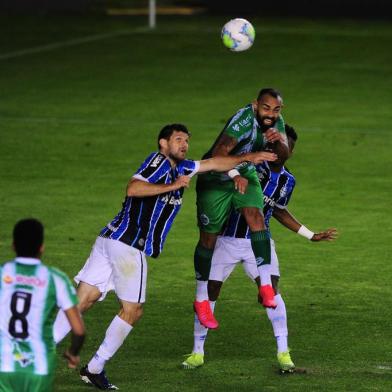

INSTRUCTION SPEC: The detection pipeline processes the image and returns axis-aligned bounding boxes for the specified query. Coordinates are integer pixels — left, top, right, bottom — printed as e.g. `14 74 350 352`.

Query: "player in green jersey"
0 218 85 392
193 88 289 329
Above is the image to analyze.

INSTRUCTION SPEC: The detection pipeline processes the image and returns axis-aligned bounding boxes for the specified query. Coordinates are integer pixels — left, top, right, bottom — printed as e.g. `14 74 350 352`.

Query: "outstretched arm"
273 207 337 242
198 151 276 174
127 176 191 197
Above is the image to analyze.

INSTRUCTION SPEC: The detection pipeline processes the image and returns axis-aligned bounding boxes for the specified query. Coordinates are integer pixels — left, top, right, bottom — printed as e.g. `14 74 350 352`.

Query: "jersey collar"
14 257 41 265
265 161 285 175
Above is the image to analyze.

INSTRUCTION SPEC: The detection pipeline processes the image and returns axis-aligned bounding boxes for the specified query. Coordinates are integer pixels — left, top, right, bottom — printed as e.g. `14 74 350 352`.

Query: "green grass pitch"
1 14 392 391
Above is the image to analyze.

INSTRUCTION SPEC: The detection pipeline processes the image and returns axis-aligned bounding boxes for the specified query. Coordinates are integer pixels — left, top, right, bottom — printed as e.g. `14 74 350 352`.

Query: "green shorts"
0 371 53 392
196 170 264 233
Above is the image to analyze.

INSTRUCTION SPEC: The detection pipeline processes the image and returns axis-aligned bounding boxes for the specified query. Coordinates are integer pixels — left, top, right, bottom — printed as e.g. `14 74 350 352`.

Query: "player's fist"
264 128 285 143
173 175 191 190
63 349 80 369
233 175 248 194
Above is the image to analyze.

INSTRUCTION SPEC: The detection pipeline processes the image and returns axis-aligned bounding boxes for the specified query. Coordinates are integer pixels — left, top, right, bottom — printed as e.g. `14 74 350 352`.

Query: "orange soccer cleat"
259 285 277 309
193 300 219 329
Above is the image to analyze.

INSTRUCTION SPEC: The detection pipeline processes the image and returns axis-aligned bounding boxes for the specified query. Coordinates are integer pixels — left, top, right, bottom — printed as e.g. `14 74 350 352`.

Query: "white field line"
0 27 149 61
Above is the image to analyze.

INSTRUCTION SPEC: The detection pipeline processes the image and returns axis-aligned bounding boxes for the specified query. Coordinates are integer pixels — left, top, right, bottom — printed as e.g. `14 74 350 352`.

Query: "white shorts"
209 236 280 282
75 237 147 303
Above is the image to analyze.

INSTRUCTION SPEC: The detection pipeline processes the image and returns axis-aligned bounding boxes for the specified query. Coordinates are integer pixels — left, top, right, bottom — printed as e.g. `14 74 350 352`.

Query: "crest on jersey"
138 238 145 247
280 185 288 199
199 214 210 226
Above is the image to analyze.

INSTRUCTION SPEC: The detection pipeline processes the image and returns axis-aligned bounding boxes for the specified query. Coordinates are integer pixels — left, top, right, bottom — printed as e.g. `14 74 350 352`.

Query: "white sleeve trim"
189 161 200 177
132 174 150 182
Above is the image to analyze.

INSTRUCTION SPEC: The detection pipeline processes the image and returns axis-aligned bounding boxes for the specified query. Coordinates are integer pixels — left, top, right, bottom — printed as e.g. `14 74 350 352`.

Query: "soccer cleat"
193 300 219 329
182 352 204 369
277 351 296 374
259 285 277 308
80 365 119 390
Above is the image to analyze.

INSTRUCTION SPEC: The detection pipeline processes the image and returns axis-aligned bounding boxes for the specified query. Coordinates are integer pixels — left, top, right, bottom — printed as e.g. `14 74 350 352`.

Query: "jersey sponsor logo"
150 155 164 168
15 274 47 288
13 342 34 368
3 275 13 284
199 213 210 226
160 194 182 205
232 124 240 132
238 114 252 128
263 195 276 208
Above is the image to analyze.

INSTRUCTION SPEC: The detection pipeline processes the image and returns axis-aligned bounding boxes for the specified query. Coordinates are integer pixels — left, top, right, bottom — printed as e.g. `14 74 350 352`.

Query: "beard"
256 113 277 132
169 151 186 162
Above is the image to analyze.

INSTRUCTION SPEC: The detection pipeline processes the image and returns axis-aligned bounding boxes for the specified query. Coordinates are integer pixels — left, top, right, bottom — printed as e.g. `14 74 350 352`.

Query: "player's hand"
246 151 277 164
311 228 338 242
233 175 248 194
172 175 191 190
264 128 285 143
63 349 80 369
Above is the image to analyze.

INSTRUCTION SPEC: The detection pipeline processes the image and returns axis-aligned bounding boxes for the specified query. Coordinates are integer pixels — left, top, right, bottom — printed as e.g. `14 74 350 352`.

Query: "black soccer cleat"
80 365 119 390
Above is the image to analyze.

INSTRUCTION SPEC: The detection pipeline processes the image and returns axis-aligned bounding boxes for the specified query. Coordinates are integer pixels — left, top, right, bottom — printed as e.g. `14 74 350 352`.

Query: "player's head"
255 88 283 130
158 124 191 162
13 218 44 258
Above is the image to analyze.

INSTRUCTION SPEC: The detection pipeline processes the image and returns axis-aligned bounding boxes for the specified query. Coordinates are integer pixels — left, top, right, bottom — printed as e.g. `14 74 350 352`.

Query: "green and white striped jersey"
0 257 78 376
203 104 285 180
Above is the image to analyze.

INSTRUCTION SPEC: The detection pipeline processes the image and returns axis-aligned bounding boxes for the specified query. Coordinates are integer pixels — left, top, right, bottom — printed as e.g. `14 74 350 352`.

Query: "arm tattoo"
212 134 238 156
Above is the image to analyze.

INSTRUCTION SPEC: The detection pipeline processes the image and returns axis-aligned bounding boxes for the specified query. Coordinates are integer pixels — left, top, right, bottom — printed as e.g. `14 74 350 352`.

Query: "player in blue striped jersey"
182 125 337 372
53 123 276 389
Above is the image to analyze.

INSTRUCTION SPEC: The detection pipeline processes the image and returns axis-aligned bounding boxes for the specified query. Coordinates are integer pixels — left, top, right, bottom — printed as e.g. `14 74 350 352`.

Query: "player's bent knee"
76 282 101 313
119 301 144 325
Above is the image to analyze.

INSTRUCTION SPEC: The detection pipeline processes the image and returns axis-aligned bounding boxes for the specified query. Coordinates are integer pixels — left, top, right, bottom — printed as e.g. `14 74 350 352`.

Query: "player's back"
0 258 76 381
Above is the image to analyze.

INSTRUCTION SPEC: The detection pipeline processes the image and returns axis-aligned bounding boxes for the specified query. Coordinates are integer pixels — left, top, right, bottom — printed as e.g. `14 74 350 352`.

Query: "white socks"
88 315 133 374
53 310 72 344
195 280 208 302
192 301 215 354
258 264 272 286
266 294 288 353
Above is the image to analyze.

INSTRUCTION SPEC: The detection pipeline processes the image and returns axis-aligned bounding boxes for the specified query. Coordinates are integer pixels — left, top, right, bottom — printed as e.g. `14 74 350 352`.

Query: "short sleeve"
52 269 78 311
276 178 296 209
178 159 200 178
132 152 170 184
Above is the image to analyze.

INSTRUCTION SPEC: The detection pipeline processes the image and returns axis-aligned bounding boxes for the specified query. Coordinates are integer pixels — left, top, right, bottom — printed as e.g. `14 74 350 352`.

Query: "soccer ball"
221 18 255 52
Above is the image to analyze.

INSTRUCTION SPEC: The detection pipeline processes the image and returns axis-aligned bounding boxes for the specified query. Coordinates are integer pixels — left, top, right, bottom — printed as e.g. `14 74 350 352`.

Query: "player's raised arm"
197 151 277 174
127 176 190 197
63 306 85 369
273 207 338 242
